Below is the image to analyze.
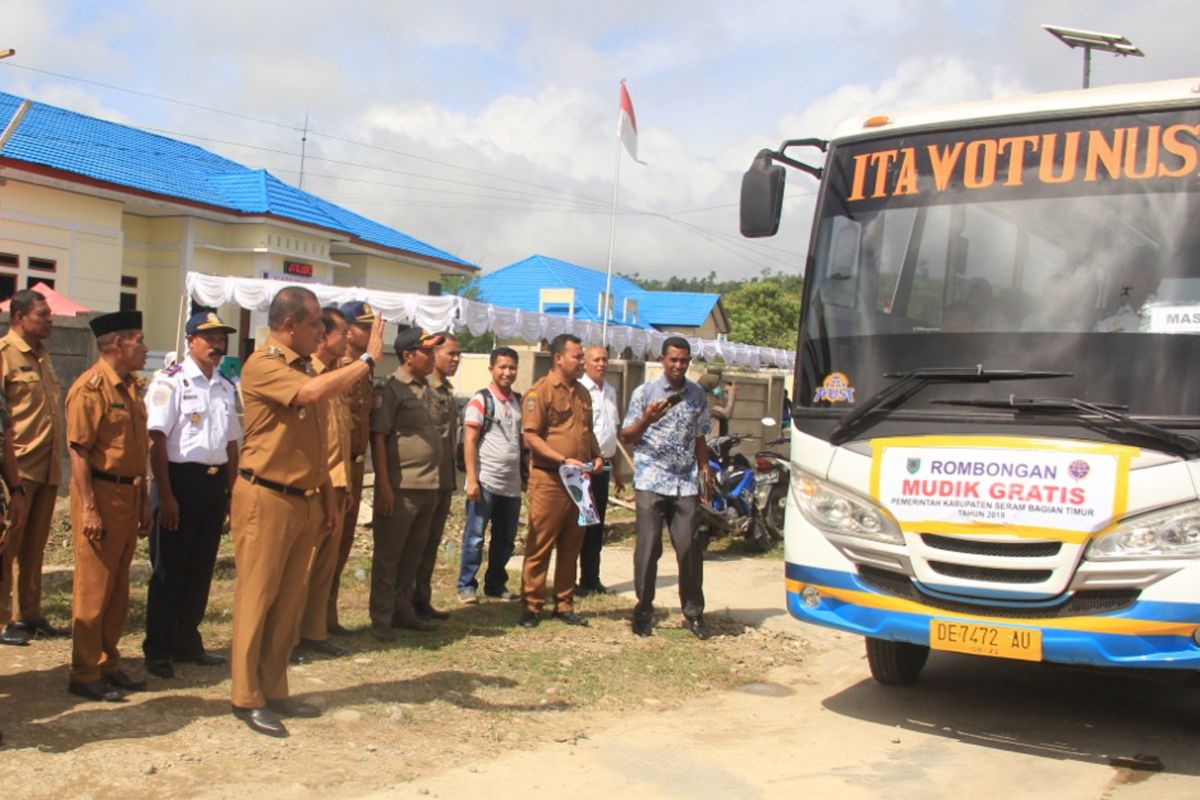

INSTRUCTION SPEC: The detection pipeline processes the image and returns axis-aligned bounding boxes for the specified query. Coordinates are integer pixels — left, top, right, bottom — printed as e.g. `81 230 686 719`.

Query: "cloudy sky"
2 1 1195 279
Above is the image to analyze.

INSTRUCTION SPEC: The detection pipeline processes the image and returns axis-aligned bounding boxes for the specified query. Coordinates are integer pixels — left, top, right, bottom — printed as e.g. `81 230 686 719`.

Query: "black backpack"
455 388 521 472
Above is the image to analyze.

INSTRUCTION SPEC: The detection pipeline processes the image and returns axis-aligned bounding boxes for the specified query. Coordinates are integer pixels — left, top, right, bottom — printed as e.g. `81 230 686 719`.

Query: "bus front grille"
927 561 1053 583
856 566 1139 618
921 534 1062 558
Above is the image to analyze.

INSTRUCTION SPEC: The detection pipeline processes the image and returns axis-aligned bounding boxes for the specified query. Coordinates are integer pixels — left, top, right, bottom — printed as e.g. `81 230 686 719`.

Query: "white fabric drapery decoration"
185 271 796 368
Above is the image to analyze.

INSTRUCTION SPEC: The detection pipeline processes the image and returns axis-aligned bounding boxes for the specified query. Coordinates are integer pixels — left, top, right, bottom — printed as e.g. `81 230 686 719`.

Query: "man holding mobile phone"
621 336 712 640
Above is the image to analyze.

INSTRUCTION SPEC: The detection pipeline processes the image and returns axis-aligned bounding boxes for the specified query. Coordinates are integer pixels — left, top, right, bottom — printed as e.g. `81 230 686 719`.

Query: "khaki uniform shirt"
239 337 326 490
370 366 441 490
429 371 457 490
65 358 150 478
522 373 600 470
314 359 351 489
0 329 65 484
337 353 373 467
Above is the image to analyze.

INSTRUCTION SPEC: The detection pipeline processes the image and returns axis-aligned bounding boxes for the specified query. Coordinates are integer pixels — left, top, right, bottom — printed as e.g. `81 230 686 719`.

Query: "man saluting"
229 287 382 737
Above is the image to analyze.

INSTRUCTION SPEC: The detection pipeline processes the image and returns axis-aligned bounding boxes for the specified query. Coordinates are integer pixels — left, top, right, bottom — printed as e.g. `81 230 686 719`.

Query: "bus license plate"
930 619 1042 662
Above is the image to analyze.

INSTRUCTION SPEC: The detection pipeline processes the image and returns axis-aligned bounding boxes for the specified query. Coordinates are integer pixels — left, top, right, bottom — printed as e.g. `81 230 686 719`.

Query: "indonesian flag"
618 81 646 165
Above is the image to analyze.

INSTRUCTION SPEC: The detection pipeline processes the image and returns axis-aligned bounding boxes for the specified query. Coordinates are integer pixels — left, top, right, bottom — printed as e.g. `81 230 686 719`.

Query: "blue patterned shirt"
623 375 711 496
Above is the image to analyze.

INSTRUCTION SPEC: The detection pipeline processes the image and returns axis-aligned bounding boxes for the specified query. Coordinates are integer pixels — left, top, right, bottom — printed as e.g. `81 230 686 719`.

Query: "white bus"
740 77 1200 684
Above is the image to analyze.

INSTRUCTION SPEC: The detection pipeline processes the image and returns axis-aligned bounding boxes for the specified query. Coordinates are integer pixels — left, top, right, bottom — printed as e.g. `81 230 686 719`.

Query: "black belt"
238 469 318 497
91 470 144 487
173 462 226 476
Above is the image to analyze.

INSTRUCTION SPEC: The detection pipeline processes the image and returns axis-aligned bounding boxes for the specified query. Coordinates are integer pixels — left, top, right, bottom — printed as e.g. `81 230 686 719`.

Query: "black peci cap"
89 310 142 338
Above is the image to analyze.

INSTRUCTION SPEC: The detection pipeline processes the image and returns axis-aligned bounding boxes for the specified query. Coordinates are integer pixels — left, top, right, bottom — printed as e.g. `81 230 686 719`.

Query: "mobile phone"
665 393 684 407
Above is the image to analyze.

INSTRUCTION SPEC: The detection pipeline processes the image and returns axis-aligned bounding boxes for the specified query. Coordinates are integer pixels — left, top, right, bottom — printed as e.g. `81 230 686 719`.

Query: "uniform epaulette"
161 363 183 377
86 372 102 389
264 345 285 359
0 339 10 351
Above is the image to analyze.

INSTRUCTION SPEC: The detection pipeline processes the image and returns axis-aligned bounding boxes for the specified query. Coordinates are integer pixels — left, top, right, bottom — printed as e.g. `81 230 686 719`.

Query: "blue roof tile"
0 91 476 270
474 254 721 330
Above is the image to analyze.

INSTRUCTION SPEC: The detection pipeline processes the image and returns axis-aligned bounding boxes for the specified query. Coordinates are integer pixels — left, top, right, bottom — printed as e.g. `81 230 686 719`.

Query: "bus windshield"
798 106 1200 441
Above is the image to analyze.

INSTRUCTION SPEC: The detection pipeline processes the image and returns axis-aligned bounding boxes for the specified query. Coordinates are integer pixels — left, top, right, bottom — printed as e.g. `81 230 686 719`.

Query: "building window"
428 281 442 296
0 253 17 268
120 275 138 288
27 276 54 290
0 274 15 302
27 257 56 272
120 292 137 311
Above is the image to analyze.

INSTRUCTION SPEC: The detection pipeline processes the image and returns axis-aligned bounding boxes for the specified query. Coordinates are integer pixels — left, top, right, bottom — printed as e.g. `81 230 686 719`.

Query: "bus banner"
869 435 1138 542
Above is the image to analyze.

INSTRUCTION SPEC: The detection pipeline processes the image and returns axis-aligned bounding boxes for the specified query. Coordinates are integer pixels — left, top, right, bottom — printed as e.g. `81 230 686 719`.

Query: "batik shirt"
623 375 710 497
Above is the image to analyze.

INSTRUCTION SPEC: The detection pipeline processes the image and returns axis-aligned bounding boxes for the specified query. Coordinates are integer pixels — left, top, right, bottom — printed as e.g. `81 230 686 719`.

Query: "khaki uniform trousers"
1 480 57 625
299 486 346 641
229 480 321 709
413 488 453 611
369 488 437 630
69 481 142 684
521 469 584 614
327 461 364 627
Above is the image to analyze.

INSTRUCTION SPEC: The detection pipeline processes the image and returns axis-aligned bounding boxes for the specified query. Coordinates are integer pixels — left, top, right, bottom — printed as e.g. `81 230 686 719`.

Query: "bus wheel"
865 637 929 686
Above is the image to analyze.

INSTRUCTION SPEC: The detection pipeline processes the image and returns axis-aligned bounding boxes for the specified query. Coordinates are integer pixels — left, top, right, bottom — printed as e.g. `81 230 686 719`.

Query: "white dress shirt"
580 374 619 459
146 356 243 465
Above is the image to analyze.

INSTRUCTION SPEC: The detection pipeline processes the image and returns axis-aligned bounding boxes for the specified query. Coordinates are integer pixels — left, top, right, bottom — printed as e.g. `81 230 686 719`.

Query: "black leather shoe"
391 616 437 632
632 618 653 637
267 698 322 719
553 611 589 627
298 638 348 657
415 606 450 621
178 651 226 667
327 622 355 636
518 610 540 628
289 651 311 665
232 706 288 738
17 618 70 638
686 616 711 641
0 625 31 646
104 670 147 691
145 659 174 679
68 680 126 702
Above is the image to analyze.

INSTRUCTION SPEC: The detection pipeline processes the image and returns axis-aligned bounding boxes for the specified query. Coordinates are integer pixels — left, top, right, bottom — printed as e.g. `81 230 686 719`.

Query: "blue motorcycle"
699 433 771 552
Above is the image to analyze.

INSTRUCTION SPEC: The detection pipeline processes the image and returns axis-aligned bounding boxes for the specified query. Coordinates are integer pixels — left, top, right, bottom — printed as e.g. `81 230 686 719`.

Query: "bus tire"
865 637 929 686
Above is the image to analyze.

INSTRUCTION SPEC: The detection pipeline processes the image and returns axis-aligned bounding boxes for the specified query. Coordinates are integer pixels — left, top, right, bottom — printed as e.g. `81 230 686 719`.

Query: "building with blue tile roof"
0 90 476 355
475 254 728 338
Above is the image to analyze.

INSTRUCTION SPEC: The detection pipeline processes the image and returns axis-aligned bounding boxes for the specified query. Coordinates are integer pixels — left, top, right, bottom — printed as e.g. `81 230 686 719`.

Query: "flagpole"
601 94 624 350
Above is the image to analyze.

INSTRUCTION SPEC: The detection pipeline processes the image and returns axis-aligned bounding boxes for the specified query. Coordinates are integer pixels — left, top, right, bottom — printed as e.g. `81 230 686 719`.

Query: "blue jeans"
457 488 521 595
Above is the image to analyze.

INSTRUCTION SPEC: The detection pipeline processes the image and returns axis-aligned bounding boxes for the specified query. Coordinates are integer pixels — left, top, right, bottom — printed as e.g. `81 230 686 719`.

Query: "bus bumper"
785 562 1200 669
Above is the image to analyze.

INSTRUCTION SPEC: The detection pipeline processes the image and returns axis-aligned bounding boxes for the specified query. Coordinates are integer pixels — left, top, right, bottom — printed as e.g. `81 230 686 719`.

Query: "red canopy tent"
0 281 91 316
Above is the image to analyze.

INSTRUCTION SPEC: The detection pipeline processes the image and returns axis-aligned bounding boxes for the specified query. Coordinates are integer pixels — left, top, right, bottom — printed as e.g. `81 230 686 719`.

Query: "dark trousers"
579 469 610 588
632 490 703 621
143 463 227 661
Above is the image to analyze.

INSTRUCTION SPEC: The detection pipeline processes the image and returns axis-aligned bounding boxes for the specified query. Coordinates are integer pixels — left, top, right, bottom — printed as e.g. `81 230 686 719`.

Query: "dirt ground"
0 497 801 799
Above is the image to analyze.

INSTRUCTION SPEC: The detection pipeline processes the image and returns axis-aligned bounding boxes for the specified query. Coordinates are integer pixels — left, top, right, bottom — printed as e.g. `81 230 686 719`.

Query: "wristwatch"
359 353 376 370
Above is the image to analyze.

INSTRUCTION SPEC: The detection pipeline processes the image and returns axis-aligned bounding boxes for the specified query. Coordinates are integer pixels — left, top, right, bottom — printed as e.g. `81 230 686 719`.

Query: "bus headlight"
1087 502 1200 560
795 473 902 544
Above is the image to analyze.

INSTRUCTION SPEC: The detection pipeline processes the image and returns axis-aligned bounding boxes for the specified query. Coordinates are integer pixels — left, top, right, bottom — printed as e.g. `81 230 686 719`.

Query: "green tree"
723 276 803 351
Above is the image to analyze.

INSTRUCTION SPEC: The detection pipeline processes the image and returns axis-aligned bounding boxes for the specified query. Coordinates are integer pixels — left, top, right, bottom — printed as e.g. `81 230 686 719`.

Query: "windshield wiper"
828 366 1072 446
932 396 1200 455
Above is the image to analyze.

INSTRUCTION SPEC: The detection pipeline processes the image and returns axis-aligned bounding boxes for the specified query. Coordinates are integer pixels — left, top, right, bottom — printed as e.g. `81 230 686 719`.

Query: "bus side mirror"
740 150 786 238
